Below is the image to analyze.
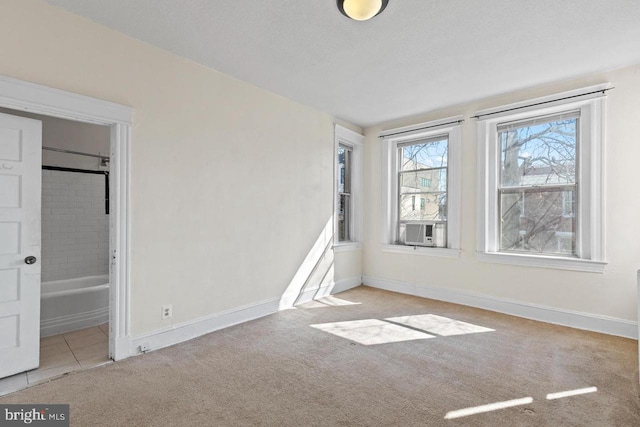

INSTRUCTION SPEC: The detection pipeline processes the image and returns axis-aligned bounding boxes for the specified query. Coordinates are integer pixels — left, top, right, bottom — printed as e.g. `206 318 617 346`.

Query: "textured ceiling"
47 0 640 127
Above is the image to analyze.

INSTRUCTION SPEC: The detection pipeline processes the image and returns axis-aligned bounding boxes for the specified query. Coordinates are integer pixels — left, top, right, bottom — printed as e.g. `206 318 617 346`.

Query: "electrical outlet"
162 304 173 320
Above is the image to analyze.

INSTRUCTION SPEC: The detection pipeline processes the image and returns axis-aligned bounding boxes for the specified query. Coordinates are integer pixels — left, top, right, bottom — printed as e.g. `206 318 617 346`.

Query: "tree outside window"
499 113 577 256
398 137 448 247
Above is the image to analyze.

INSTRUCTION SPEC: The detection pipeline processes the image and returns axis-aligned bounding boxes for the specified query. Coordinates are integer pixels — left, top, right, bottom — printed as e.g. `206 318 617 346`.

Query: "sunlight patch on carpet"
310 319 434 345
546 387 597 400
444 397 533 419
386 314 494 336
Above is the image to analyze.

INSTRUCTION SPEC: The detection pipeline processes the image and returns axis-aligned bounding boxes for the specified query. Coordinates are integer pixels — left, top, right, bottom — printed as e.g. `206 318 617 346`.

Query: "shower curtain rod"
42 165 110 214
42 146 109 160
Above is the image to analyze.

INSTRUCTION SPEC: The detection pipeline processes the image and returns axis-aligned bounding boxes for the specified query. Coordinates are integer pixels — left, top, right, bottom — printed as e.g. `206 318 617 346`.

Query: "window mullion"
499 184 577 193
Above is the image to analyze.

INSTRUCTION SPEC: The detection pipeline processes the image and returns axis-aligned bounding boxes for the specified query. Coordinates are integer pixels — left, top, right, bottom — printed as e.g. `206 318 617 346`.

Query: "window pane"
338 146 351 194
400 193 446 221
400 138 448 171
337 144 352 243
500 188 576 255
400 169 447 193
338 194 351 241
500 117 577 188
398 138 448 224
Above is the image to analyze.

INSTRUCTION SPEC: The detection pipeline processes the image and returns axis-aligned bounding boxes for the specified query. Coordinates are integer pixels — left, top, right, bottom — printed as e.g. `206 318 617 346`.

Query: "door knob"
24 256 37 265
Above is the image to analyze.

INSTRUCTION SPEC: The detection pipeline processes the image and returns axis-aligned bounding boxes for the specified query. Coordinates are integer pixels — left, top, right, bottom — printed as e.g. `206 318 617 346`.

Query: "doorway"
0 75 132 394
7 108 111 383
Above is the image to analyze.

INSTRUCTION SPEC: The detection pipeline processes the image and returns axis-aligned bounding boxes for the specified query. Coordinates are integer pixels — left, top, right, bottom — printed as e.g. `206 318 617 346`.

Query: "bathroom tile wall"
41 170 109 282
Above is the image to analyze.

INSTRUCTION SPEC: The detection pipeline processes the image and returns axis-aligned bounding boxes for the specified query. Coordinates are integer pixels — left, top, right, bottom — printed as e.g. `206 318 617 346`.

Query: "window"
337 143 352 241
498 112 577 256
381 117 462 257
476 87 607 272
398 136 449 247
334 125 363 250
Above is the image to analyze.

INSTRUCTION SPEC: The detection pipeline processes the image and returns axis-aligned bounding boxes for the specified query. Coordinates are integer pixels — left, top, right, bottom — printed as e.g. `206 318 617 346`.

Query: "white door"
0 112 42 379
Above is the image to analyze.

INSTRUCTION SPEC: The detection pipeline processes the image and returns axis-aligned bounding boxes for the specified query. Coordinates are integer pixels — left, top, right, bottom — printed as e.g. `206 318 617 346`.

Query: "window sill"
333 242 362 253
476 251 606 273
381 244 461 259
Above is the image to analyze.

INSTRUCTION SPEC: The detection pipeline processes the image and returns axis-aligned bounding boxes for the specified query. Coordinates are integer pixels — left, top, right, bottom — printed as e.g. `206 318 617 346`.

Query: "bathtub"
40 275 110 337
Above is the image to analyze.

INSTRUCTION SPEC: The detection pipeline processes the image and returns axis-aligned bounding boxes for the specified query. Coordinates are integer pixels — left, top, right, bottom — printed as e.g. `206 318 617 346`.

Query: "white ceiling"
47 0 640 128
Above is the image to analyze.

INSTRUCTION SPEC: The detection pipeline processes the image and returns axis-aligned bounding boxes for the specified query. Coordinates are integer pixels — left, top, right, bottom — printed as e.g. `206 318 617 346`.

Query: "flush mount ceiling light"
337 0 389 21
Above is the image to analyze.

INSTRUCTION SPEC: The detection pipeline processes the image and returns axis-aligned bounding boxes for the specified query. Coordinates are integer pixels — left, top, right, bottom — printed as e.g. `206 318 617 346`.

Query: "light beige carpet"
2 286 639 426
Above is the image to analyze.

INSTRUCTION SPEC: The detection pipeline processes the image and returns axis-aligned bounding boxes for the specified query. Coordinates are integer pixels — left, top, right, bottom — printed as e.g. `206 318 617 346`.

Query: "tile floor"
0 324 111 397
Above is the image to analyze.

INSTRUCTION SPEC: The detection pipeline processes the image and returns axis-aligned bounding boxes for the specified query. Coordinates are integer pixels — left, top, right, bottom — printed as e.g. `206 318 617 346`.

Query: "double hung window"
497 112 578 256
337 144 352 242
380 117 462 257
397 136 449 247
476 87 606 272
334 125 363 250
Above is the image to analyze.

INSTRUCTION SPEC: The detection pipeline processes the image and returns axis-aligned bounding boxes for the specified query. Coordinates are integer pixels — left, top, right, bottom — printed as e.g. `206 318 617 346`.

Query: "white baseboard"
127 276 363 358
294 276 363 305
129 297 281 356
362 275 638 339
332 275 362 294
41 307 109 337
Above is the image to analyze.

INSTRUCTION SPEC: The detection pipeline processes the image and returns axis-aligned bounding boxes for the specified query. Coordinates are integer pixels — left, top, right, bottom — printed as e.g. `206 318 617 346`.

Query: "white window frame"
475 85 608 273
334 125 363 252
380 116 462 258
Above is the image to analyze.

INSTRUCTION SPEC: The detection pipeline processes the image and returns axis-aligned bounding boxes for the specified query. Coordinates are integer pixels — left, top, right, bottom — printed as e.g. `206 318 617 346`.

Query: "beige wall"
9 0 634 337
363 64 640 322
0 0 361 335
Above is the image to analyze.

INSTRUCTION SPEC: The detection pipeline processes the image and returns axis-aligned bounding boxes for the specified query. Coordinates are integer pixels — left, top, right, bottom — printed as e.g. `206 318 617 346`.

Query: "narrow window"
335 125 363 249
337 144 352 242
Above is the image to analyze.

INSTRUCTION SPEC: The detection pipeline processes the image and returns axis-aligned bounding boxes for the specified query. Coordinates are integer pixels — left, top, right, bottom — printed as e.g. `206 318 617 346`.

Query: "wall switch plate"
162 304 173 320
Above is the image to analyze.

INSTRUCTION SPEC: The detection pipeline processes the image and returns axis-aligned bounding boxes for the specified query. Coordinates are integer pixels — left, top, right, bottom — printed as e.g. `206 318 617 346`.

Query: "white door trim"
0 75 133 361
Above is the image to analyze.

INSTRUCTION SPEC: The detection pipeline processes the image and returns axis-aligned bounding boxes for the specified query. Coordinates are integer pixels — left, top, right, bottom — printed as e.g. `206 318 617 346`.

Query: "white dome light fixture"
337 0 389 21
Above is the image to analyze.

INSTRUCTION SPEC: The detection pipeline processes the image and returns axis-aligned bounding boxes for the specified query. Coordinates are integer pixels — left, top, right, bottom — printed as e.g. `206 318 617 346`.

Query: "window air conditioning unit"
404 222 446 247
